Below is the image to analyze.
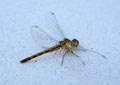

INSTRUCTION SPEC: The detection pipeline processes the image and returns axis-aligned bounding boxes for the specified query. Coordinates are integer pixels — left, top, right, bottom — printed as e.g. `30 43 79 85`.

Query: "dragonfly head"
72 39 79 47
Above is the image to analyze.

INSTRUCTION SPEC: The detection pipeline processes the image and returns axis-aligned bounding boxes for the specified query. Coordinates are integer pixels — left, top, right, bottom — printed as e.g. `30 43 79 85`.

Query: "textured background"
0 0 120 85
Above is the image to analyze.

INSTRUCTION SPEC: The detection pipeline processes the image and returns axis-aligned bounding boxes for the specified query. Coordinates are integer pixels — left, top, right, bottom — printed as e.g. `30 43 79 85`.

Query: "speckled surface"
0 0 120 85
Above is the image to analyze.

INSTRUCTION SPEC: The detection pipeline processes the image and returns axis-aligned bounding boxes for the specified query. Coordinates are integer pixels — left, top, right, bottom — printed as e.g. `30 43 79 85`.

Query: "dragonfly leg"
71 51 85 66
71 51 81 57
61 51 68 65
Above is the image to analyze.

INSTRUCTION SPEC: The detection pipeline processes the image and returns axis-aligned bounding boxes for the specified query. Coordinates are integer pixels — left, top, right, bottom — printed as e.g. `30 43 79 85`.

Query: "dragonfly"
20 12 106 66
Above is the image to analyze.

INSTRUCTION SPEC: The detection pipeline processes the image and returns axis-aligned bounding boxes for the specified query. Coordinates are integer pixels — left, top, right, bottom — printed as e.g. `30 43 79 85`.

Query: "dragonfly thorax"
59 38 79 51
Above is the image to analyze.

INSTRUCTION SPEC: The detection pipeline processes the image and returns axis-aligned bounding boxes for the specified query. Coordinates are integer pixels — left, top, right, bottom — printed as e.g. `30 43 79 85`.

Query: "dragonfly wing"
43 12 66 41
77 45 106 59
53 49 85 71
31 12 65 49
62 51 85 71
31 26 58 49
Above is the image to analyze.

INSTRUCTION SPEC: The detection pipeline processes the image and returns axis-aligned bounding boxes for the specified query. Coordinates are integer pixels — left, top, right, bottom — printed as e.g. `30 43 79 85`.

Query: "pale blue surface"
0 0 120 85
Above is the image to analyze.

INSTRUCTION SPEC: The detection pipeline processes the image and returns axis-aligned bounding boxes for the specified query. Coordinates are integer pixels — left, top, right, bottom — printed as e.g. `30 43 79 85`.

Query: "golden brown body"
20 44 61 63
20 38 79 63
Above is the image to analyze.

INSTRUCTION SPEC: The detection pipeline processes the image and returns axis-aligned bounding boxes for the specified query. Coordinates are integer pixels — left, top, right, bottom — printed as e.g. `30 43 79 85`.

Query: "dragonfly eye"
72 39 79 47
71 43 74 46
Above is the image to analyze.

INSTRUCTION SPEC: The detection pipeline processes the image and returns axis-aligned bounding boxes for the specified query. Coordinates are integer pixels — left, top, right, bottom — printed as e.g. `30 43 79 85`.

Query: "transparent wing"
77 45 107 59
31 26 58 49
31 12 65 48
53 45 107 71
43 12 65 41
53 49 85 71
62 47 106 72
62 52 85 72
71 45 107 66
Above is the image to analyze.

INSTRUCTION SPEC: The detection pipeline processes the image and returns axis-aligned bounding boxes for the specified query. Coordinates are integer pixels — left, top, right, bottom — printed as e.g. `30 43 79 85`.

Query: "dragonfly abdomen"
20 44 61 63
